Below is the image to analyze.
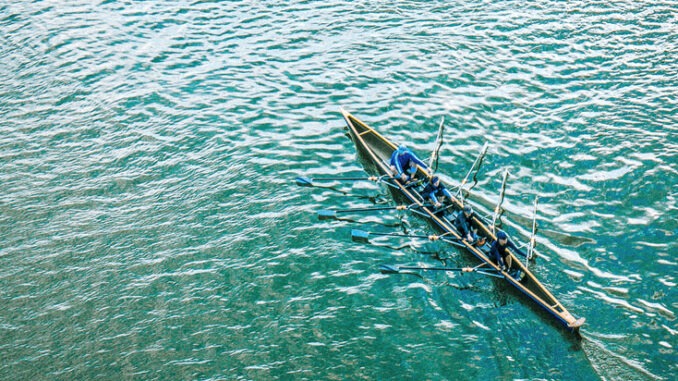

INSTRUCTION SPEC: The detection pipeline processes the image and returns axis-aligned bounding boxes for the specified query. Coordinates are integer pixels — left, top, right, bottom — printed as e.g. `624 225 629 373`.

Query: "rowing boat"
339 108 585 332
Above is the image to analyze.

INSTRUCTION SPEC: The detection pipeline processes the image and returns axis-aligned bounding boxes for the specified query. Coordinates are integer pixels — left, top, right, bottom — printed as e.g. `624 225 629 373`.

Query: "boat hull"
340 109 585 332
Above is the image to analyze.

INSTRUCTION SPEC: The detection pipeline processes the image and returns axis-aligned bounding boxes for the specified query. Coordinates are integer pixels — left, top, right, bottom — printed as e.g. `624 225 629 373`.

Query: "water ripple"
1 1 676 380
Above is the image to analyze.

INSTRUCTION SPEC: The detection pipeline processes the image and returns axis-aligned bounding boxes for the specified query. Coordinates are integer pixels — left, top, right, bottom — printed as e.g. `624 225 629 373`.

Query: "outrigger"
299 109 585 333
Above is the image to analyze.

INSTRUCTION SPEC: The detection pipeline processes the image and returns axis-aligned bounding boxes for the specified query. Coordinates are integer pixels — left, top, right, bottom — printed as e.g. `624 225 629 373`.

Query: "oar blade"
469 142 490 190
491 170 510 233
351 229 370 243
295 176 313 187
456 141 490 198
429 116 445 172
527 196 539 261
317 209 337 220
480 141 489 155
378 264 401 274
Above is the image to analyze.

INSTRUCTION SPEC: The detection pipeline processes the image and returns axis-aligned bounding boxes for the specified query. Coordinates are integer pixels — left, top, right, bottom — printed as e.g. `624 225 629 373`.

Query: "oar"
527 196 539 266
297 176 385 201
295 176 379 187
439 237 468 249
318 204 410 220
351 228 467 249
455 142 489 199
351 229 435 242
379 264 504 278
350 230 442 255
428 117 445 172
491 169 509 234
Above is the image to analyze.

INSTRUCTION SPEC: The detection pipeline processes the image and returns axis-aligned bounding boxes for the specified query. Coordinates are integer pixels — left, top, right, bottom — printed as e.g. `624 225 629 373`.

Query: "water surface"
1 1 676 380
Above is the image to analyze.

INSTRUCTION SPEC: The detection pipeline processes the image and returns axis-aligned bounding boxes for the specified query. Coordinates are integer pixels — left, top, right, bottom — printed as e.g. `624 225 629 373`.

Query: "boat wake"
581 333 664 381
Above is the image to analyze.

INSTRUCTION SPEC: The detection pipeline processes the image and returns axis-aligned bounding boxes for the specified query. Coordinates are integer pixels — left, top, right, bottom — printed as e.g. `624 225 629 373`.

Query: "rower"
421 176 453 209
454 204 485 246
389 145 429 184
490 231 527 271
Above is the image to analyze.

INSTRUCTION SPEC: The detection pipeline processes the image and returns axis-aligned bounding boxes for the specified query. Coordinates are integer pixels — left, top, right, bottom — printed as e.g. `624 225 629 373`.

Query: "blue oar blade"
317 209 337 220
295 176 313 187
351 229 370 243
379 264 401 274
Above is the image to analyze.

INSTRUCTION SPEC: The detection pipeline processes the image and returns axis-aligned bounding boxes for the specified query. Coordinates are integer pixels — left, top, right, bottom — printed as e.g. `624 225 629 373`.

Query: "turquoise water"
1 1 676 380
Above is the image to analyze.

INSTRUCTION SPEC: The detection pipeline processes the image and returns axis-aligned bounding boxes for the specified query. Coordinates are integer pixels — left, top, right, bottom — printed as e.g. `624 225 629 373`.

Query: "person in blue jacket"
421 176 454 208
490 231 527 271
389 145 429 183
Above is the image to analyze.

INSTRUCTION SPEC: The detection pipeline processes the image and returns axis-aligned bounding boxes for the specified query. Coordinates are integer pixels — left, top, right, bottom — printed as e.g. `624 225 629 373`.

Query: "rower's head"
497 231 508 244
397 144 408 153
431 176 440 186
463 205 473 216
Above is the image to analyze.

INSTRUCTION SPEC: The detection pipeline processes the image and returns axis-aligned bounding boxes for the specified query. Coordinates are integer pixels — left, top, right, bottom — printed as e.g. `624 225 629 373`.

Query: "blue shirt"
390 148 427 179
422 180 452 205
